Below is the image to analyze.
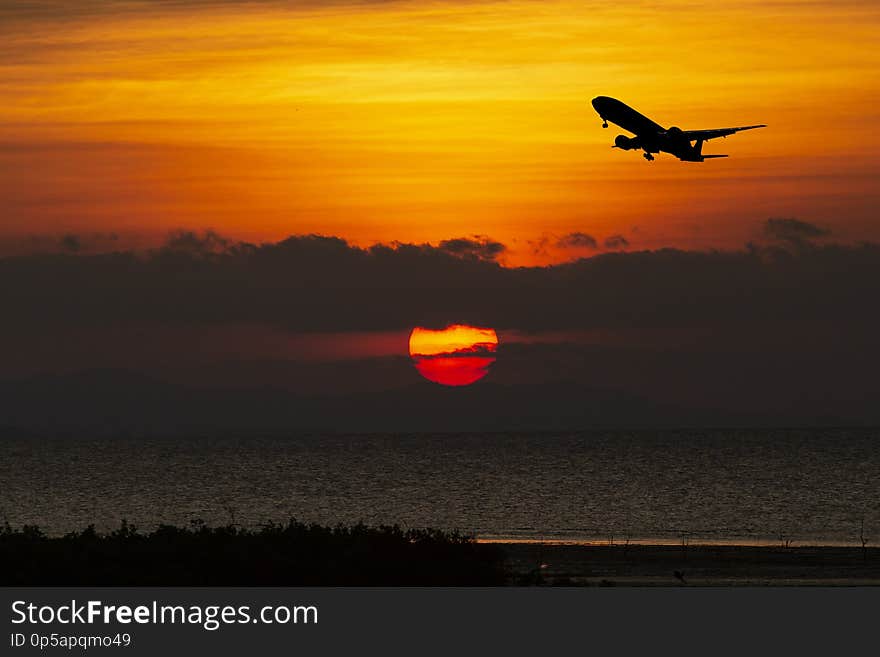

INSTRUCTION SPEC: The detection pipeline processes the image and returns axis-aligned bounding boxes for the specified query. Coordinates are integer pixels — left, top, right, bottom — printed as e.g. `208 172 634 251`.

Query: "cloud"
2 225 880 428
763 218 831 245
527 235 552 256
59 234 82 253
0 0 404 27
161 229 235 256
1 225 879 337
437 236 506 261
556 232 598 250
4 232 122 255
604 235 629 249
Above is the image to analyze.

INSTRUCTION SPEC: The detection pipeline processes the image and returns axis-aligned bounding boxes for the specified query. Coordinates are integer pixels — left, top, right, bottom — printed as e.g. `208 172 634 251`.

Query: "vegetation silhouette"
0 520 506 586
4 521 877 586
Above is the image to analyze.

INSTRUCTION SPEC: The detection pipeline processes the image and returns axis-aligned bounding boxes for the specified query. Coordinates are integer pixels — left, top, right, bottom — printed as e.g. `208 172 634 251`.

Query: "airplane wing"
682 124 766 141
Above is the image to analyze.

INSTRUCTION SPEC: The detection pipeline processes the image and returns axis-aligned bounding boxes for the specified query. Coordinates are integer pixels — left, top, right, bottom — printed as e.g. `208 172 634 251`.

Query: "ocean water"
1 429 877 546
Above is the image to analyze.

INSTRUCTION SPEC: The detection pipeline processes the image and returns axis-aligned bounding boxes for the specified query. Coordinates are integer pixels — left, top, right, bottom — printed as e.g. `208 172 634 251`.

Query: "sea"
1 429 877 546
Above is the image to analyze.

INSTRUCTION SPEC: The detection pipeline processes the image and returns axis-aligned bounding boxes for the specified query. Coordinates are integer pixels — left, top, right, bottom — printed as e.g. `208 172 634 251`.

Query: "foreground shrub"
0 520 506 586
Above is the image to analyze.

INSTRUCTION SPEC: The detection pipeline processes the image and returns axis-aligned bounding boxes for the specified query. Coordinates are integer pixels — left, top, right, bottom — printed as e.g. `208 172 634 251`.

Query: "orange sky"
2 0 879 264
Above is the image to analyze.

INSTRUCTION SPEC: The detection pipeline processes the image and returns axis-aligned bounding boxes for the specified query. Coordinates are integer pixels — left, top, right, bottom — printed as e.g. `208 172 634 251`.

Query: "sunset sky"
2 0 879 264
2 1 880 431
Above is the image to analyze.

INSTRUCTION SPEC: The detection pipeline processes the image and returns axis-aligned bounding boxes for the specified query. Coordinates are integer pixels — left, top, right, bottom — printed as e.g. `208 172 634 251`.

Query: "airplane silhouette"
591 96 765 162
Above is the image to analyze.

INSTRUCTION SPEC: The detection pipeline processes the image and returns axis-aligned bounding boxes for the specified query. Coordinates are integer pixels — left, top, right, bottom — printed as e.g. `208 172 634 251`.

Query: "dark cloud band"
2 228 878 335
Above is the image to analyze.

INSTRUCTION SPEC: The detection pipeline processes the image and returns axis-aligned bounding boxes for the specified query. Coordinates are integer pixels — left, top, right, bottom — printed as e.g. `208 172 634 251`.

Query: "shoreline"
2 521 878 585
498 542 880 586
477 536 866 548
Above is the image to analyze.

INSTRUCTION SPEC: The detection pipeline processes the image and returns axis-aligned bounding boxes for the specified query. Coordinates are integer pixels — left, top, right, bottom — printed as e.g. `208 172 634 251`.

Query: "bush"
0 520 507 586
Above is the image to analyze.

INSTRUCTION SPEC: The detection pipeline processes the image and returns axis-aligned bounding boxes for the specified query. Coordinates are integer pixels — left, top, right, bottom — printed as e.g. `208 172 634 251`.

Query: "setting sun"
409 325 499 386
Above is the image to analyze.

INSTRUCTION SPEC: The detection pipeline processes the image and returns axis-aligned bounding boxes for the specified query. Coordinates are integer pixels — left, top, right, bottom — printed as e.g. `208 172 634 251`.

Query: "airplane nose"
591 96 614 114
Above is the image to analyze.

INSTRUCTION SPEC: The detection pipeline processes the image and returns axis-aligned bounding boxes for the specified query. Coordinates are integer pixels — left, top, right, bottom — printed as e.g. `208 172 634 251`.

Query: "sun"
408 324 499 386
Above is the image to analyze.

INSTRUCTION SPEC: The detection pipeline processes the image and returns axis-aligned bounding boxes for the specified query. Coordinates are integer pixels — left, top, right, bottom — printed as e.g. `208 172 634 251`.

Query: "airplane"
591 96 766 162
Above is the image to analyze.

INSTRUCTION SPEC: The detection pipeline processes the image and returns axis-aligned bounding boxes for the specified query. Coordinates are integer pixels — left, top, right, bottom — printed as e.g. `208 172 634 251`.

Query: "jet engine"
614 135 637 150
